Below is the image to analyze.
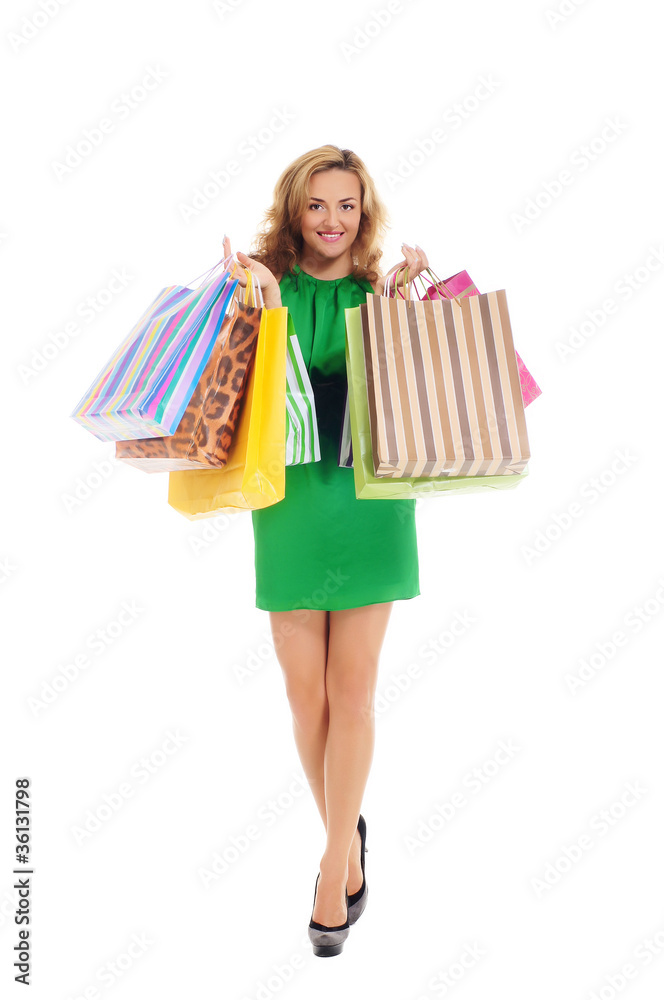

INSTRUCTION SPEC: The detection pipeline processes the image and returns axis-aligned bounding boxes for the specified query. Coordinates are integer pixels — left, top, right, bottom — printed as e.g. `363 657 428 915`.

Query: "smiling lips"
317 231 343 242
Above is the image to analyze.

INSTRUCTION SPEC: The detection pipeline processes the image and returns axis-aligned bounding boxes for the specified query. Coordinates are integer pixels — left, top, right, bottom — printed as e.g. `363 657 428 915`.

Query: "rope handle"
186 247 265 309
383 263 463 305
383 266 411 300
228 260 264 308
186 253 234 289
417 266 463 305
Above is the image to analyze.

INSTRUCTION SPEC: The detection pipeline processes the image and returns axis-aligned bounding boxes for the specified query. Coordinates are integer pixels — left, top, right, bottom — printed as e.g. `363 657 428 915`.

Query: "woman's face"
299 168 363 266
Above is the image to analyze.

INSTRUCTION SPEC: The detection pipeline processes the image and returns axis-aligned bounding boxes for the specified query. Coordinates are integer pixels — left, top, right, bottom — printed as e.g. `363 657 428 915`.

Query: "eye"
308 202 356 211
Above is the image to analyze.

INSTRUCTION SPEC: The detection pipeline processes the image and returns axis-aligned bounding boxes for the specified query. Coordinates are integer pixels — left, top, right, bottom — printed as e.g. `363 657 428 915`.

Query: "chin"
307 240 344 257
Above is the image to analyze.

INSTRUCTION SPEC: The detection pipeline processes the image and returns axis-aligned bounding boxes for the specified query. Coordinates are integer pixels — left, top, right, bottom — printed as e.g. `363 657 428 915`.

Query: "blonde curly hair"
247 145 389 285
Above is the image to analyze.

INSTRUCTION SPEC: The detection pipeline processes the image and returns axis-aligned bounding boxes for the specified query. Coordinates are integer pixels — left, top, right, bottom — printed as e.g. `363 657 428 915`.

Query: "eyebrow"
309 197 358 203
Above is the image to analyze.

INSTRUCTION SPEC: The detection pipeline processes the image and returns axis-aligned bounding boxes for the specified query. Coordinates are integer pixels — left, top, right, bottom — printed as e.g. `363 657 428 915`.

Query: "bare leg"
312 601 394 927
268 609 361 896
268 610 329 826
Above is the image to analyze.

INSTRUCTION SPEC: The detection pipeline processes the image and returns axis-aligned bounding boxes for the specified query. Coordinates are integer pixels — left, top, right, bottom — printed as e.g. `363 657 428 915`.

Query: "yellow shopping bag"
167 307 287 518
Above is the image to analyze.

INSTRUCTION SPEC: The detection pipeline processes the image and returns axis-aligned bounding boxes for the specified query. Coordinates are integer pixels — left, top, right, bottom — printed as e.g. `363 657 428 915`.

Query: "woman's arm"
374 244 430 295
264 273 282 308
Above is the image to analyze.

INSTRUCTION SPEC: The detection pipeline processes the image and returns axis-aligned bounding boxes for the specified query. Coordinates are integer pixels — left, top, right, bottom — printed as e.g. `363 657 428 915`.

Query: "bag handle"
383 265 412 300
417 266 463 305
228 260 264 309
384 266 425 302
383 263 463 305
247 268 264 308
187 253 234 288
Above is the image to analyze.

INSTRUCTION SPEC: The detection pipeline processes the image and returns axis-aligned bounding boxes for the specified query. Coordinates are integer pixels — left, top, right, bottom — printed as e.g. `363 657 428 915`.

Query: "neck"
297 249 354 280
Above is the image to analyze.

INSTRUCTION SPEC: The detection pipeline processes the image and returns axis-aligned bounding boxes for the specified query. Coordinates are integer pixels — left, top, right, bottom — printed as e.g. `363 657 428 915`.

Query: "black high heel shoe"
308 873 350 957
348 814 368 925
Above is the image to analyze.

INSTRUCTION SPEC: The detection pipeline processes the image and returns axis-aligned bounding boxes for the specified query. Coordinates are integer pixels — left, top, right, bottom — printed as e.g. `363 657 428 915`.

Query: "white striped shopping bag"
285 315 320 465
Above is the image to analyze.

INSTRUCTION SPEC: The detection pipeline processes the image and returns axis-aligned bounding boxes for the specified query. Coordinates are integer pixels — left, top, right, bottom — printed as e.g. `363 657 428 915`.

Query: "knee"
283 677 328 732
326 669 376 723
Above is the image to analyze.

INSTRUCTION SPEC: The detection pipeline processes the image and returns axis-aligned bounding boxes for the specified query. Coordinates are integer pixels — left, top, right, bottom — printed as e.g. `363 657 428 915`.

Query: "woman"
224 145 429 957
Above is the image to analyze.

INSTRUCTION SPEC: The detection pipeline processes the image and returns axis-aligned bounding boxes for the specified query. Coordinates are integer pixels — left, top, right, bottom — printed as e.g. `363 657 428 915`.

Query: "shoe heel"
312 942 344 958
348 814 369 926
308 874 350 958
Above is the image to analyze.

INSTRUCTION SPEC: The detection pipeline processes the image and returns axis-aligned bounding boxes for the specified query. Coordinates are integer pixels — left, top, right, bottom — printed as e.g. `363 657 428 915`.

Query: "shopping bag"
338 384 353 468
416 268 542 407
344 306 528 499
285 314 321 465
114 298 262 472
338 265 540 470
167 307 288 517
70 257 238 442
516 353 541 408
418 268 479 301
363 287 530 477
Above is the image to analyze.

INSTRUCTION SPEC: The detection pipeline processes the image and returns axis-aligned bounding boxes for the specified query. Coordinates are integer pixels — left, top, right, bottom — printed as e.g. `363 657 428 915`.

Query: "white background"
2 0 663 997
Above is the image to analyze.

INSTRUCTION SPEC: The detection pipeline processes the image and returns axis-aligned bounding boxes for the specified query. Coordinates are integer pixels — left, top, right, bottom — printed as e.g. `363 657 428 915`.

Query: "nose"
321 209 340 229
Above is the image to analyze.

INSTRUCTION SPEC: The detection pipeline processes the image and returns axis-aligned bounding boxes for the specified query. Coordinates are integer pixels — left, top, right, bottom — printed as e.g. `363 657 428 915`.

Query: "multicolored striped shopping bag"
113 274 320 469
70 259 238 442
114 299 262 472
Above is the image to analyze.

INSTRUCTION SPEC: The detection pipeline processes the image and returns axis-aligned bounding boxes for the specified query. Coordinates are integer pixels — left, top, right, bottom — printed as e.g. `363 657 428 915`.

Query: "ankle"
318 856 349 884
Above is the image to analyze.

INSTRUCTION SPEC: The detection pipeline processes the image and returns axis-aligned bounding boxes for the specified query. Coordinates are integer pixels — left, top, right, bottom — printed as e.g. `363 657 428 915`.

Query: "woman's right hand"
223 236 282 306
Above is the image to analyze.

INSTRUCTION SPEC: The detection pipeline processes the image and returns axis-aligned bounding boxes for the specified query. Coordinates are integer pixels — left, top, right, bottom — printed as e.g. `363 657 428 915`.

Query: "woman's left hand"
375 243 430 295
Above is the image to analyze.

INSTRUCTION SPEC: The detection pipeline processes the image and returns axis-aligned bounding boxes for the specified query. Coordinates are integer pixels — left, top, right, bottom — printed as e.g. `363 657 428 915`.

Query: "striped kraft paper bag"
361 291 530 478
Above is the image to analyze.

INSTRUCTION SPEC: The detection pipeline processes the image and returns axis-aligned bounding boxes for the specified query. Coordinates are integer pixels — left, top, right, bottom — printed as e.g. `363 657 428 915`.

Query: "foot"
346 827 363 897
312 870 348 928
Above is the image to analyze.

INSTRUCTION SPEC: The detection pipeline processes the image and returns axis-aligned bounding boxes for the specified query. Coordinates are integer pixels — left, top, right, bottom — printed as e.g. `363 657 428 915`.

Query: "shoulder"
357 270 381 294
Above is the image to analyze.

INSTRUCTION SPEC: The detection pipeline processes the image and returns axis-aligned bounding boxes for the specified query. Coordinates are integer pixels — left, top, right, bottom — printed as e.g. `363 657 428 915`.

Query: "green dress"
251 264 420 611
